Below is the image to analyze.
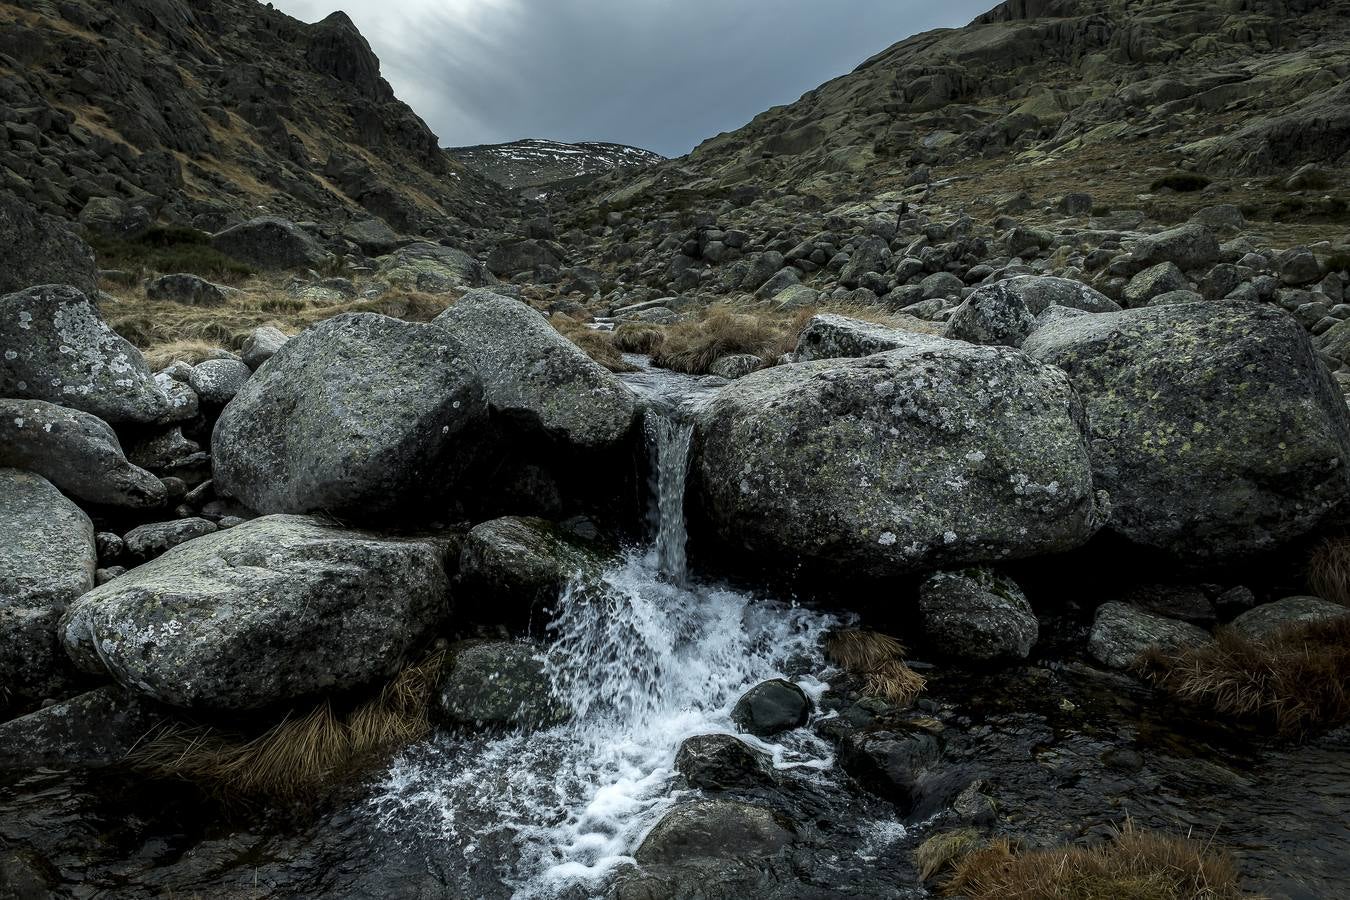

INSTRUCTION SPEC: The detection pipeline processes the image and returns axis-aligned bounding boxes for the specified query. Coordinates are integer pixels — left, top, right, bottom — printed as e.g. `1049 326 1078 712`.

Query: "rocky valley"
1 0 1349 898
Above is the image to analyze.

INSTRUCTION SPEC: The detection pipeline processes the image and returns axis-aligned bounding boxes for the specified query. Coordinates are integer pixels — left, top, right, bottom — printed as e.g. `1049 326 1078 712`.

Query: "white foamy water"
369 386 844 898
368 554 839 898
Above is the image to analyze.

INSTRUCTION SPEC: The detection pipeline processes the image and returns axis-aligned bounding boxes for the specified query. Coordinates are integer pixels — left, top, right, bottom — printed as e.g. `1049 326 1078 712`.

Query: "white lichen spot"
965 450 986 463
878 531 897 546
12 417 23 428
17 311 32 330
3 350 16 360
943 531 958 544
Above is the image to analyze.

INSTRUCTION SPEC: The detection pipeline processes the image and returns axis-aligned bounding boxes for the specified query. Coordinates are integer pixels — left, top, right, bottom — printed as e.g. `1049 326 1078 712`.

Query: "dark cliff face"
0 0 508 237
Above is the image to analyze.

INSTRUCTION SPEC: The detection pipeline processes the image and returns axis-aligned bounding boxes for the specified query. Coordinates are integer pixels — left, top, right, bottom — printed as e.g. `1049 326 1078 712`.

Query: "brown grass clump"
142 339 239 369
825 628 926 706
916 828 986 881
105 285 446 361
551 315 637 372
650 304 786 374
1307 536 1350 608
611 322 667 354
943 821 1245 900
127 652 445 801
1144 616 1350 738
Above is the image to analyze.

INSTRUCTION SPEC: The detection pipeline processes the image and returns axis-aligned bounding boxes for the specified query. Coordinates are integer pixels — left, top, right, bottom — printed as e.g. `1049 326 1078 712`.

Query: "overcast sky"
272 0 993 157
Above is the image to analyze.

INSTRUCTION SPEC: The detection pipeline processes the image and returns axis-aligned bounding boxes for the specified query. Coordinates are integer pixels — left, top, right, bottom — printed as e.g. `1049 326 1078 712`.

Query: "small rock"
918 567 1039 660
122 517 218 563
189 358 252 406
1088 602 1212 670
675 734 778 791
436 640 568 731
731 679 809 737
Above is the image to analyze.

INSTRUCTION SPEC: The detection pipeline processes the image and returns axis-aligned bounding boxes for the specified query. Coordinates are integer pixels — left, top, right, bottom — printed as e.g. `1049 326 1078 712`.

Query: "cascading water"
644 409 694 584
367 361 857 898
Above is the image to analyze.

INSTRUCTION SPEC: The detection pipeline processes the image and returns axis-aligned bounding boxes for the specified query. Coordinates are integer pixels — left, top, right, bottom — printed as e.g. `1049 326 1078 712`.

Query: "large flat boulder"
1023 302 1350 561
433 297 637 449
375 242 489 293
0 469 95 712
693 335 1102 579
0 193 97 296
60 515 450 711
212 313 487 518
209 216 332 270
0 399 166 508
1 285 171 424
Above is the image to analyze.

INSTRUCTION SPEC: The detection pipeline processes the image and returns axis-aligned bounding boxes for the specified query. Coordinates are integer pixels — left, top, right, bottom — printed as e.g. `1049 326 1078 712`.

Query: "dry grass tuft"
552 315 637 372
916 828 986 881
142 339 241 369
943 821 1244 900
127 652 445 801
1307 536 1350 608
825 628 926 706
104 285 447 361
1144 616 1350 738
611 322 667 354
649 304 786 374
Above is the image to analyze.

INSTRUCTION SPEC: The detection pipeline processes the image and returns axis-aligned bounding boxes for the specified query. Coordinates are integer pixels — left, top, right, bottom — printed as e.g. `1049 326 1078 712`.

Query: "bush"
943 821 1243 899
1144 616 1350 737
127 652 445 801
88 226 254 282
825 628 926 706
1149 172 1212 193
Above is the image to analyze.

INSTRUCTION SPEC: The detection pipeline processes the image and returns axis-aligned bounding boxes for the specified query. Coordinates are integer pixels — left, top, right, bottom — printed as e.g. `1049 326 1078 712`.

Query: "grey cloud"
273 0 994 157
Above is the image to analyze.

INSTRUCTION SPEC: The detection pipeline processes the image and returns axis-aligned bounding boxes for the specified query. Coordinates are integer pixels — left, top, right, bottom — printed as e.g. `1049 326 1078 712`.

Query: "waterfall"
644 410 694 584
367 362 844 898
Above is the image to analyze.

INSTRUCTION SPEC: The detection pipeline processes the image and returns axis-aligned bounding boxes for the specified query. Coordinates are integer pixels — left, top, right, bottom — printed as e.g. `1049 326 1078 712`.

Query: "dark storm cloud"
272 0 994 157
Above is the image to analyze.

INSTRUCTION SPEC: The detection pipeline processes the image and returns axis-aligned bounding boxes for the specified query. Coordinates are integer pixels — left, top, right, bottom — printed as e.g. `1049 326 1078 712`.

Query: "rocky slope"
2 1 1350 898
0 0 509 238
447 138 664 190
571 0 1349 226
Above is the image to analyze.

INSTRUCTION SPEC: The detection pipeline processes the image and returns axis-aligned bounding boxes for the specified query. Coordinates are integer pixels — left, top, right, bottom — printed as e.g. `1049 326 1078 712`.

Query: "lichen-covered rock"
456 516 605 623
145 273 231 306
1024 302 1350 562
1230 596 1349 641
706 353 763 379
1123 262 1188 306
436 640 568 730
0 469 95 712
188 358 251 406
209 216 332 270
918 567 1039 660
122 518 218 563
433 297 637 449
375 242 489 293
0 193 98 296
1088 601 1212 670
212 313 487 518
693 336 1102 579
1 285 170 424
240 325 289 370
0 399 166 508
946 276 1119 348
59 514 449 711
795 313 927 361
1127 223 1221 272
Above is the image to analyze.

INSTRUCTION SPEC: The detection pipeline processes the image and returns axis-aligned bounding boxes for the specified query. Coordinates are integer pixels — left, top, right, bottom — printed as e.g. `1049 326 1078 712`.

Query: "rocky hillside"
447 138 664 190
574 0 1349 224
0 0 508 238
